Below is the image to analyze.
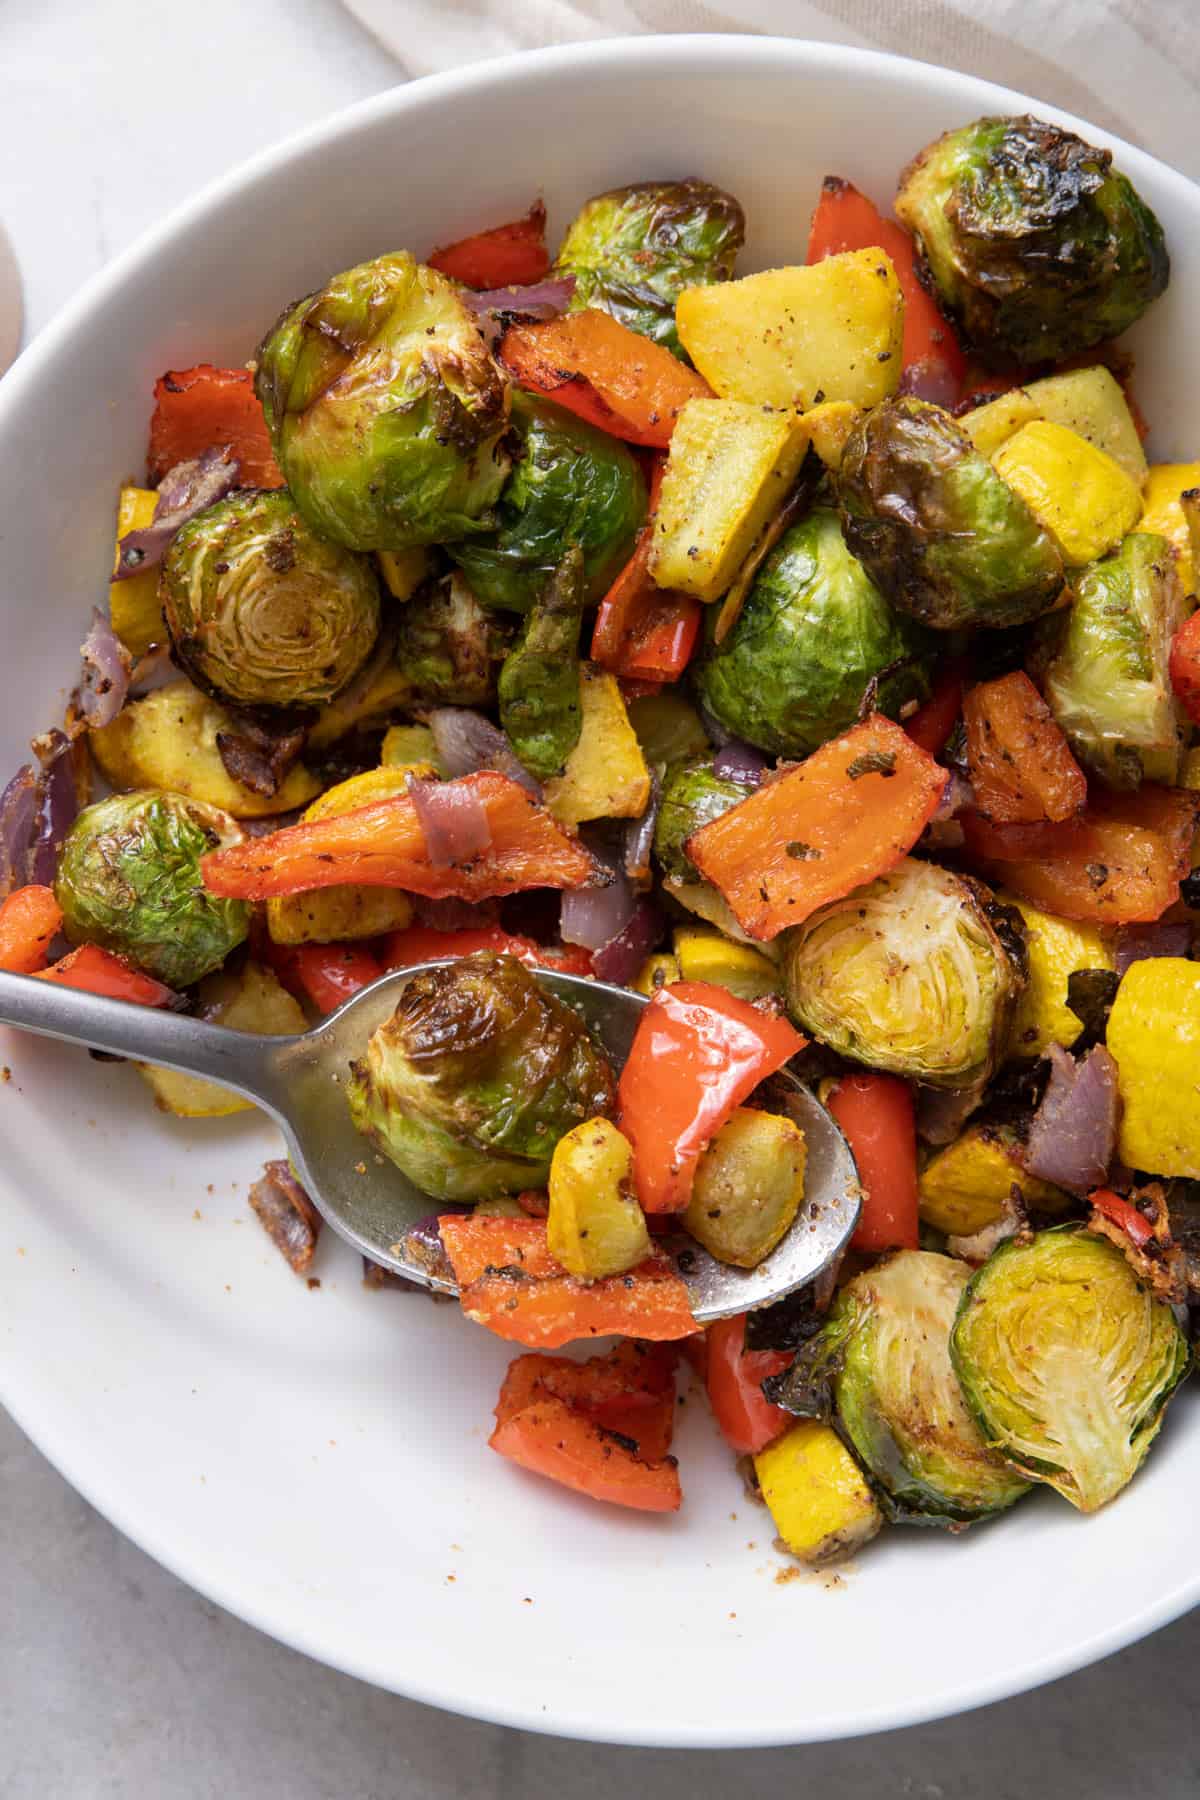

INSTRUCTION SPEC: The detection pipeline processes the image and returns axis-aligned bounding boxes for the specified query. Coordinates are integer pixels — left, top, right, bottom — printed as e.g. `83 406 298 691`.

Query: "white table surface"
4 2 1200 1792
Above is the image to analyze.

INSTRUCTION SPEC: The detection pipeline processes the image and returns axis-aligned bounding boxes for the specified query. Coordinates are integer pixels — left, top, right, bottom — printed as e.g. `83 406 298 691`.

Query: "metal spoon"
0 963 859 1320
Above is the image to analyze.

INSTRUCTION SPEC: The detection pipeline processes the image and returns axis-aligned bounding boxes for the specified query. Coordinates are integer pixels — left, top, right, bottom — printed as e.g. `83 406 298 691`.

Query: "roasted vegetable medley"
10 113 1200 1562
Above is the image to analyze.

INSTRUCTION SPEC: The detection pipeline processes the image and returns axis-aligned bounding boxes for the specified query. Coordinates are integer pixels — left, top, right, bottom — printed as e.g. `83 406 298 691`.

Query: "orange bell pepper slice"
0 885 63 974
428 201 550 289
824 1072 919 1253
500 308 711 449
686 715 948 941
380 923 592 978
34 944 175 1006
147 365 284 488
963 671 1087 824
200 772 596 903
490 1395 682 1512
704 1314 792 1456
496 1341 679 1464
617 981 805 1214
439 1214 696 1349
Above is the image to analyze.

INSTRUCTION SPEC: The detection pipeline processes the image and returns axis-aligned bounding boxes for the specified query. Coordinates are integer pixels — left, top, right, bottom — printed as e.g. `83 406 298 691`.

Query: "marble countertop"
3 1 1198 1790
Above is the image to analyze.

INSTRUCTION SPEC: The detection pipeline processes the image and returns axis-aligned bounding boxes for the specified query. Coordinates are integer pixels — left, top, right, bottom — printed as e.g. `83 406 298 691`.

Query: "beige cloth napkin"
341 0 1200 180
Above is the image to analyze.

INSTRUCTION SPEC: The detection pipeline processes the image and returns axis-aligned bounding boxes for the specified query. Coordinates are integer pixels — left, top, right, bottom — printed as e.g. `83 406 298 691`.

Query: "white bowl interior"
1 37 1198 1747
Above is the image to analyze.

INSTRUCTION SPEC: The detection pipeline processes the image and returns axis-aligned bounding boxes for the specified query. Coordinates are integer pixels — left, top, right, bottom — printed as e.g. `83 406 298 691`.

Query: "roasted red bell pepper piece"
617 981 805 1214
147 365 283 488
34 944 175 1006
824 1072 919 1253
380 923 592 977
704 1314 792 1455
0 885 63 974
1089 1187 1155 1250
1169 610 1200 726
428 201 550 288
500 309 711 449
904 661 966 757
591 456 699 684
264 941 384 1014
963 671 1087 824
496 1341 679 1465
490 1394 681 1512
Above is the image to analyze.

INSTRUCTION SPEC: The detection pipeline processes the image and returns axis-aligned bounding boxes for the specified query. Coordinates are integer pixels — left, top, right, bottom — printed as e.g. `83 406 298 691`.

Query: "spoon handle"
0 968 291 1113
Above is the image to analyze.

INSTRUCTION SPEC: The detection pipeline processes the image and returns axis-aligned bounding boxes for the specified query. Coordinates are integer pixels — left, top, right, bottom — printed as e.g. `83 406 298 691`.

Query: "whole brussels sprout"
393 570 511 709
161 490 381 712
694 508 936 756
804 1251 1031 1522
255 252 511 550
837 398 1064 630
1036 532 1186 789
498 546 586 780
346 952 617 1202
449 394 646 613
895 115 1169 366
952 1228 1189 1512
555 178 745 357
55 791 250 988
653 756 747 884
781 857 1026 1088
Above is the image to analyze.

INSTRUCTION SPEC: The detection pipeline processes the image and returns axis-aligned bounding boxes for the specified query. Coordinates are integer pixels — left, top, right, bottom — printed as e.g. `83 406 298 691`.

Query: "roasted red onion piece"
215 715 308 798
29 730 82 888
0 764 39 896
76 608 132 729
427 707 540 797
560 865 636 950
113 446 240 580
400 1212 458 1285
592 898 663 985
916 1077 986 1146
900 359 961 408
248 1159 322 1275
623 774 661 891
1022 1043 1121 1197
712 741 767 787
1113 922 1192 977
463 275 576 346
408 774 492 868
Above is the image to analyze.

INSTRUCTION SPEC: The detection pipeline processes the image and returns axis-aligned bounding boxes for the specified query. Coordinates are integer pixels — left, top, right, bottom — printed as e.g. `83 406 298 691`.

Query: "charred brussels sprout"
555 178 744 357
498 547 586 779
695 508 935 756
449 394 646 613
255 252 511 550
895 115 1169 366
55 791 249 988
393 570 510 708
821 1251 1030 1522
837 398 1064 630
1037 532 1186 789
951 1228 1189 1512
781 858 1026 1088
161 490 381 711
653 756 747 884
346 952 617 1202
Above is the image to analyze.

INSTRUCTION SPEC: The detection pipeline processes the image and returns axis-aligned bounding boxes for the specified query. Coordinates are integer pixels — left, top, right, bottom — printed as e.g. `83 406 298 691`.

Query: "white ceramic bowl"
2 36 1198 1749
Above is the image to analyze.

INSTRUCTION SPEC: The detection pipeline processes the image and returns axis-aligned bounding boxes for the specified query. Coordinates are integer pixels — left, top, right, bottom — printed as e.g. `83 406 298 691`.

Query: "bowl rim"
2 32 1198 1747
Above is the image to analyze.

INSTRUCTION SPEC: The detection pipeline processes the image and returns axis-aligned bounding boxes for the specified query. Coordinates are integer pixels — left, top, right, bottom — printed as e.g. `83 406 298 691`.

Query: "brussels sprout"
160 490 381 712
780 858 1026 1087
653 756 746 884
346 952 616 1202
694 508 935 756
555 178 745 357
626 691 712 767
817 1251 1031 1522
951 1228 1190 1512
393 570 510 709
837 398 1064 630
895 115 1169 366
55 791 250 988
1037 532 1186 789
449 394 646 613
255 252 511 550
497 546 586 779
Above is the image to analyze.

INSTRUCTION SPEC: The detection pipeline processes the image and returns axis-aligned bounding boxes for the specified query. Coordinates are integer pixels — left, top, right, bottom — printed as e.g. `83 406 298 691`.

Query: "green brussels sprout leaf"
497 545 586 780
393 570 512 710
653 755 747 885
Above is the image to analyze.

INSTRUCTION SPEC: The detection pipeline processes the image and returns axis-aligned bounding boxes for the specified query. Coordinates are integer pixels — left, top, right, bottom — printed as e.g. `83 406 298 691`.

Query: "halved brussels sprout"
826 1251 1031 1522
694 508 935 756
161 490 381 711
780 858 1027 1087
255 252 511 549
346 952 616 1202
555 178 745 356
449 393 646 613
497 546 586 779
837 398 1064 630
895 115 1169 365
393 570 511 709
951 1227 1189 1512
55 790 250 988
653 756 746 885
1037 532 1186 789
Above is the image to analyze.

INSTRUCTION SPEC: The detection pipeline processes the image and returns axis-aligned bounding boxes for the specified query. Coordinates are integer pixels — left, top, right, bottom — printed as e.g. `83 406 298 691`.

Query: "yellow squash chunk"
1006 895 1115 1057
755 1420 881 1565
676 250 904 412
918 1125 1069 1237
800 400 862 471
266 767 419 945
306 648 413 751
89 679 321 819
672 924 778 1000
381 722 443 772
138 962 306 1117
633 952 680 997
376 546 430 600
648 398 811 604
1109 959 1200 1177
546 1117 650 1279
543 667 650 824
685 1107 806 1268
992 420 1142 566
963 367 1147 485
1140 462 1200 593
109 485 165 656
